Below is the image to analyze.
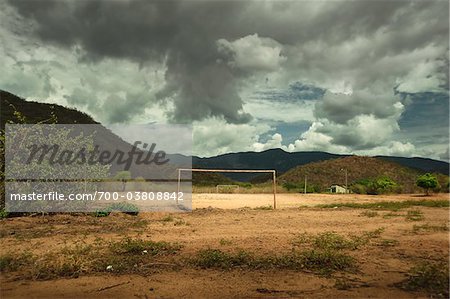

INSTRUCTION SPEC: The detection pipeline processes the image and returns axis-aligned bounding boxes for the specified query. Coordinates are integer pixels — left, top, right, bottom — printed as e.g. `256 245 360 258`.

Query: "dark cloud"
8 0 253 123
252 82 325 102
8 0 447 125
3 0 449 158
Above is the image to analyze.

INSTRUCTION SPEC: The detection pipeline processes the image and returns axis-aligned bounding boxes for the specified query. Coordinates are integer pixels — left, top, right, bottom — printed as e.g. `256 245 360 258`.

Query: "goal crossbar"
177 168 277 209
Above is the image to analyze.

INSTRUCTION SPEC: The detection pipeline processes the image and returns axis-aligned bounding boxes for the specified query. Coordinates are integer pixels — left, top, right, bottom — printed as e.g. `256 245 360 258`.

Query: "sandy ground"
0 193 449 298
192 192 450 209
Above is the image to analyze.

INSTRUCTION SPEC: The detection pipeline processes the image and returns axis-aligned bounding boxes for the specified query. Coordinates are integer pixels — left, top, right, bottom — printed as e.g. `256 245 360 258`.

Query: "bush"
282 182 298 191
367 177 398 194
0 208 9 219
352 177 399 195
351 183 367 194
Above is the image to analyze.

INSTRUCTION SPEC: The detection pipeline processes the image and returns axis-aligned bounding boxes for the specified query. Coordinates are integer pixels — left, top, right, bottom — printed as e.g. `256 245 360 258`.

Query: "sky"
0 0 448 160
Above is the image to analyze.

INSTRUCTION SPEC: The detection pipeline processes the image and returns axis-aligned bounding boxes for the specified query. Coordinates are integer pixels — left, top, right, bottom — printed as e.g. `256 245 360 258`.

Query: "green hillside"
0 90 98 129
279 156 449 194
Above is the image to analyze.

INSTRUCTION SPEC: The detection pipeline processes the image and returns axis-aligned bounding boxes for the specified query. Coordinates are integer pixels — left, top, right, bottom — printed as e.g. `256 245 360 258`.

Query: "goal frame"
177 168 277 209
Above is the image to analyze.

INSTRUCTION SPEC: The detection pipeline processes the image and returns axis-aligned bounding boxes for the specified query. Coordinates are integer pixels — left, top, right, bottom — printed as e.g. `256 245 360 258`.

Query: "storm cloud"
1 0 449 158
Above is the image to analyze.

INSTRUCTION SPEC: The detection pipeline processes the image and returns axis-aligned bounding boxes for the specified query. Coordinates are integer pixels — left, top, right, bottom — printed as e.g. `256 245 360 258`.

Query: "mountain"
376 156 449 175
193 149 449 181
193 149 346 181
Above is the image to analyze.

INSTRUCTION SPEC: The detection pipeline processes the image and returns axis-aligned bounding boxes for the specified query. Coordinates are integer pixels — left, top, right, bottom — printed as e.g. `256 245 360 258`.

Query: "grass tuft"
359 210 378 217
253 205 273 210
191 248 355 275
412 223 449 234
160 215 174 222
398 261 449 298
110 237 181 255
317 200 449 211
293 228 384 251
405 210 424 221
0 253 34 272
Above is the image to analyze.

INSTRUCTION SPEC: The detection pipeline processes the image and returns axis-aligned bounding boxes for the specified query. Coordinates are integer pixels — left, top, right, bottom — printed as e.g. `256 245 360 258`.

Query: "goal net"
177 168 277 209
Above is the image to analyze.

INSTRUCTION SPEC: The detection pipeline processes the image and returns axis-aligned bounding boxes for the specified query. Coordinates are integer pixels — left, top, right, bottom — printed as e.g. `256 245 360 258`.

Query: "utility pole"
345 169 348 193
341 168 348 194
304 175 307 194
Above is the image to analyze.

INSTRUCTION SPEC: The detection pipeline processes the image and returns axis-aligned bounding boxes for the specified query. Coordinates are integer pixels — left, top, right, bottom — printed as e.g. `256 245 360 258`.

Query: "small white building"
329 185 348 194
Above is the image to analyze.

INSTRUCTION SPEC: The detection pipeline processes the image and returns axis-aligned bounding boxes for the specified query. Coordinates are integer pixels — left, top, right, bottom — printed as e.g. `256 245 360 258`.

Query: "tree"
416 173 439 196
2 107 110 213
114 171 132 191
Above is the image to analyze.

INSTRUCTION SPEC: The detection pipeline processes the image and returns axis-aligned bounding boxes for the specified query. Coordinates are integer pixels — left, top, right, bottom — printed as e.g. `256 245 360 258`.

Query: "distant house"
329 185 348 194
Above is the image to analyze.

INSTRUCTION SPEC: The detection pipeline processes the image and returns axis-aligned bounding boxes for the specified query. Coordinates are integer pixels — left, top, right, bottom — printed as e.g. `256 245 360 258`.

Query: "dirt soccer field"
1 193 449 298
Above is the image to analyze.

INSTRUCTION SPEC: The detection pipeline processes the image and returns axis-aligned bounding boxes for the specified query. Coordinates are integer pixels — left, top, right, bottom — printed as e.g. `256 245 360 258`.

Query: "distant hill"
279 156 448 193
376 156 449 175
192 172 234 186
193 148 449 181
193 149 345 181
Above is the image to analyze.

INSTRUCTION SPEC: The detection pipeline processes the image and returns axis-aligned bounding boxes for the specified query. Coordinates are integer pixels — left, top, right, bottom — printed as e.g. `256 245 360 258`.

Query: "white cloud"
281 122 350 154
217 34 286 72
242 98 315 123
253 133 283 152
355 141 416 157
396 59 448 93
193 117 272 157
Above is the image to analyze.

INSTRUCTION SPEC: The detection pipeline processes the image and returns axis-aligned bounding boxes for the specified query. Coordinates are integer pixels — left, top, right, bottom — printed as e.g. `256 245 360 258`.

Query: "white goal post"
177 168 277 209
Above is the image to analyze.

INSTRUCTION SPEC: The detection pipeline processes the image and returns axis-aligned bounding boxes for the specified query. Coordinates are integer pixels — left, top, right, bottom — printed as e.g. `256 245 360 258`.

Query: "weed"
254 205 273 210
93 210 110 217
110 237 181 255
219 238 233 246
334 279 352 290
298 249 355 275
406 210 424 221
191 248 355 275
61 242 94 256
317 200 449 211
193 249 253 269
161 215 174 222
0 208 9 219
313 232 354 250
130 219 149 228
383 212 403 219
412 223 449 234
398 261 449 298
359 210 378 217
293 229 384 251
0 252 35 272
31 257 85 280
174 219 187 226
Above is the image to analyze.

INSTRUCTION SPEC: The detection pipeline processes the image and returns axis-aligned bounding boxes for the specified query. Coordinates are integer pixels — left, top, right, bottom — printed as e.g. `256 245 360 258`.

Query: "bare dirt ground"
192 192 449 209
1 193 449 298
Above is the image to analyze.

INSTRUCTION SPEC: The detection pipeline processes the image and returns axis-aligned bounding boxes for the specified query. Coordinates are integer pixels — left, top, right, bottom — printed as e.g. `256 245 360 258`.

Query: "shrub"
367 177 398 195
